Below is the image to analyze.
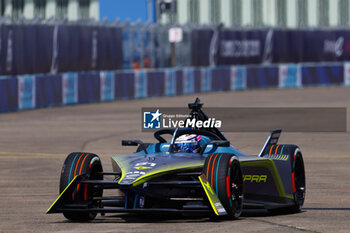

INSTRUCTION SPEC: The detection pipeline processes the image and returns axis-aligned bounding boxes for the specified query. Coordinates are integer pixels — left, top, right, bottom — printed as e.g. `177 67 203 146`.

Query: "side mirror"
121 140 148 154
199 140 230 155
122 140 140 146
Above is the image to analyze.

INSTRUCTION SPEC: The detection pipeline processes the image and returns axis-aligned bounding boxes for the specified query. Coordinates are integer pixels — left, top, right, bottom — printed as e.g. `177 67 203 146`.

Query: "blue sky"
99 0 152 23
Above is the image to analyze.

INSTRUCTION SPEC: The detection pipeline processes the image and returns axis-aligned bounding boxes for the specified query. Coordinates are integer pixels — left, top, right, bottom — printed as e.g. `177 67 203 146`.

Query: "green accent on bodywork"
132 165 203 187
241 159 293 199
198 174 227 216
111 155 205 186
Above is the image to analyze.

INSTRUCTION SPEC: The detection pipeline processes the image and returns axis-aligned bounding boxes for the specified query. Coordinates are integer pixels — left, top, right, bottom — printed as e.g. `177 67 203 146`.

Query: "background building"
160 0 350 28
0 0 99 20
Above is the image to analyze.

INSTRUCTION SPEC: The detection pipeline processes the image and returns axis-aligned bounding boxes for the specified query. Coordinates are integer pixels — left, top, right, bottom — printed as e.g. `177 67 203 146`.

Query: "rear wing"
258 129 281 157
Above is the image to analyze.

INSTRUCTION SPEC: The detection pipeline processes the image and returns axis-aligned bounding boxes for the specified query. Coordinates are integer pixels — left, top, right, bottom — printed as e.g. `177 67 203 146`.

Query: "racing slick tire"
203 153 243 219
59 152 103 221
266 144 306 214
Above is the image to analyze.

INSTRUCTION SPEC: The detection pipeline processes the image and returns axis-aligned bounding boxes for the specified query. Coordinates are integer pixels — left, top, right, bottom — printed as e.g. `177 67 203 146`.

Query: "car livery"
47 98 305 221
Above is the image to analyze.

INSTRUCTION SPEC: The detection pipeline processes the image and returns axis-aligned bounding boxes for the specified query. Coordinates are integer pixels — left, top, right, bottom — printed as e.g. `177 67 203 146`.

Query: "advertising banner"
62 73 78 105
18 75 35 110
165 69 176 96
344 62 350 86
200 67 212 92
100 71 115 102
217 29 269 65
134 71 147 99
230 66 246 90
278 64 301 88
183 68 195 94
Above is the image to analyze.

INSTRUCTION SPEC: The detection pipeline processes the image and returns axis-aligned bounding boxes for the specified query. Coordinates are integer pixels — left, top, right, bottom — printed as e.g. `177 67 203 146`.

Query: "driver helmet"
175 134 201 153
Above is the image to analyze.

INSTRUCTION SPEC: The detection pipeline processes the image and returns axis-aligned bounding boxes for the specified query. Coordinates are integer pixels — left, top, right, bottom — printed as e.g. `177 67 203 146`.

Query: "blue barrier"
147 71 165 97
246 66 279 88
201 67 212 92
135 71 147 99
211 67 231 92
301 64 343 86
165 69 176 96
78 73 100 103
115 72 134 100
0 63 348 113
18 75 36 110
279 64 300 88
175 69 184 95
35 74 62 108
193 69 202 93
230 66 246 90
0 77 17 112
62 73 78 105
183 68 195 94
100 71 115 102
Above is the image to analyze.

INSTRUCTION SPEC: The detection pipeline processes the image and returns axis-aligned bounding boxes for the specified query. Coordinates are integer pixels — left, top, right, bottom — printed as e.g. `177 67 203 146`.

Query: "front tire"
203 153 243 219
59 152 103 221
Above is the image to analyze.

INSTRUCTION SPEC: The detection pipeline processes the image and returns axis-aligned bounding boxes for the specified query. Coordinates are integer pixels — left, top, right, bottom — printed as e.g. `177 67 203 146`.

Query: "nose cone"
111 152 205 186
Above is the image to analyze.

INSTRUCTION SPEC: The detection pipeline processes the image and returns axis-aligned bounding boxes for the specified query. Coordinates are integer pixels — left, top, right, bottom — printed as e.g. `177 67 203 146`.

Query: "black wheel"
202 153 243 219
266 144 306 214
292 147 306 212
59 152 103 221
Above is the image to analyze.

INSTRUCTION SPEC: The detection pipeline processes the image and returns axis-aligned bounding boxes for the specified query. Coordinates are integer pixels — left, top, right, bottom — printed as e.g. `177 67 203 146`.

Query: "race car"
47 98 305 221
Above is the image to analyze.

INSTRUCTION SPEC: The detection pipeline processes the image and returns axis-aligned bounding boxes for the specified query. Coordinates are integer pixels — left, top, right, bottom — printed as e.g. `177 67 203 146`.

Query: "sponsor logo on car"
243 175 267 183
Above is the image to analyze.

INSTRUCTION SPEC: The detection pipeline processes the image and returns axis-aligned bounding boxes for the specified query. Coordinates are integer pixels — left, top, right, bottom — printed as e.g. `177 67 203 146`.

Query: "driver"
174 134 201 153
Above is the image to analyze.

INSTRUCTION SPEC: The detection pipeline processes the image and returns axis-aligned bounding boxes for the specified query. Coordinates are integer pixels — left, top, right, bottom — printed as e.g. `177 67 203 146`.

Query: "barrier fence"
4 21 350 75
0 24 123 75
0 62 348 113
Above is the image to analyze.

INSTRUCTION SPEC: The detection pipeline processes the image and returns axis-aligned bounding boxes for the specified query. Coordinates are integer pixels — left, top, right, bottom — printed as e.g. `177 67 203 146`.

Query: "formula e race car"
47 98 305 221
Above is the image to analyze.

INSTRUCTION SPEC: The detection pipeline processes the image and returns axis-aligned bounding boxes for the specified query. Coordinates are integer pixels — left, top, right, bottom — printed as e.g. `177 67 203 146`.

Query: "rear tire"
59 152 103 221
265 144 306 214
202 154 243 219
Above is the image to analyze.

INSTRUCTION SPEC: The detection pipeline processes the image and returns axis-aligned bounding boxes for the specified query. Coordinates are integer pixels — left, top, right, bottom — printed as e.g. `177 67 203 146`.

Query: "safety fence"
5 20 350 75
0 62 348 113
0 24 123 75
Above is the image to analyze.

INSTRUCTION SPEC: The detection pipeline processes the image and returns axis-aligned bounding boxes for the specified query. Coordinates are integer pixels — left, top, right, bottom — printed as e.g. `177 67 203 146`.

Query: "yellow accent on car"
134 166 152 170
46 175 78 214
198 175 219 215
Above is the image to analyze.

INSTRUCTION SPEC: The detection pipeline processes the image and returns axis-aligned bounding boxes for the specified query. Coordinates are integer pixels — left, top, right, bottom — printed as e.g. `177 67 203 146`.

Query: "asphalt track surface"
1 86 350 233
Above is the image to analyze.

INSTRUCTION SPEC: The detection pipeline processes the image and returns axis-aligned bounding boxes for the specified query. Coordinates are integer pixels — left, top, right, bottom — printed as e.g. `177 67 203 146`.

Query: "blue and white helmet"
175 134 201 153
